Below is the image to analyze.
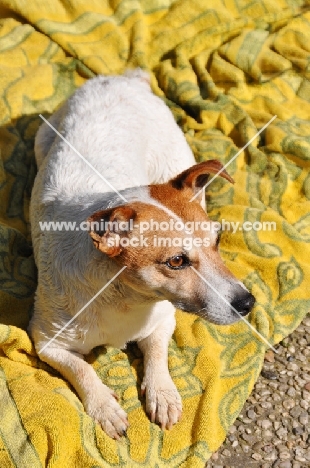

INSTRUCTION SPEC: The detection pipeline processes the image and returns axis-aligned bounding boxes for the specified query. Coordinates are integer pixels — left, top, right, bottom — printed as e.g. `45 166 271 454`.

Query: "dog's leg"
38 346 129 438
137 314 182 430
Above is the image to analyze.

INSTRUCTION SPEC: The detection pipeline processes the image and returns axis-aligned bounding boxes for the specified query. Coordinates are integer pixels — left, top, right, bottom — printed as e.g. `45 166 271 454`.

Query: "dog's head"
87 160 255 325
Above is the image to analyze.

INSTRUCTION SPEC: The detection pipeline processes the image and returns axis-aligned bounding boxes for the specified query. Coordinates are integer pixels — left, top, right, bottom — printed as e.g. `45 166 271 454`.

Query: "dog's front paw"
84 387 129 439
141 374 182 430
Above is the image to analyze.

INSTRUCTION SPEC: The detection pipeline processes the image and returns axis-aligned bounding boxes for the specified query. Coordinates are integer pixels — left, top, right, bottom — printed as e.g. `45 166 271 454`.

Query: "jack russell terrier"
29 69 255 439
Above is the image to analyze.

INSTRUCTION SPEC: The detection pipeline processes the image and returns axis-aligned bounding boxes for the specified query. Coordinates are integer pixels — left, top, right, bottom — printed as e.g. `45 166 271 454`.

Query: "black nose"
231 292 255 316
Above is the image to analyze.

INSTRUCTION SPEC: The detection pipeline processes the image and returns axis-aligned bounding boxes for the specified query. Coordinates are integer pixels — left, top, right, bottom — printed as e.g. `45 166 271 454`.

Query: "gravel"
206 314 310 468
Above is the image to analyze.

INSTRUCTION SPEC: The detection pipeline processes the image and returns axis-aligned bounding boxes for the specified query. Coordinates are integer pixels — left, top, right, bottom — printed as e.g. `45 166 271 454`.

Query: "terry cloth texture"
0 0 310 466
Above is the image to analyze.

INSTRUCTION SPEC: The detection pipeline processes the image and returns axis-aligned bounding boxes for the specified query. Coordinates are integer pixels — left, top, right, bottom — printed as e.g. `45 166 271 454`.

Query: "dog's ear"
170 160 234 206
87 206 136 257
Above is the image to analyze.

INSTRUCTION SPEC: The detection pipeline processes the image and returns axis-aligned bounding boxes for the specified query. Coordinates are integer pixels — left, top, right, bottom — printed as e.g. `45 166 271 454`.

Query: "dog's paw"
84 387 129 439
141 374 182 430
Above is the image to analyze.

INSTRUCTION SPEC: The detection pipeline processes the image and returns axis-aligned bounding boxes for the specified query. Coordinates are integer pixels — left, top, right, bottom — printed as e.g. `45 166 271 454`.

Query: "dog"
29 69 255 439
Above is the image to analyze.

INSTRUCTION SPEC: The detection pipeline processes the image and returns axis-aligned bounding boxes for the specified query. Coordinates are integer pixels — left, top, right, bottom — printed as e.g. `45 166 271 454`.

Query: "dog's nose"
231 292 255 317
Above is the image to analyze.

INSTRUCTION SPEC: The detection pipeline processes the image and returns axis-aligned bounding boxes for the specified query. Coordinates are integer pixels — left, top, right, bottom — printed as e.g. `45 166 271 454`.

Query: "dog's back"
34 69 195 202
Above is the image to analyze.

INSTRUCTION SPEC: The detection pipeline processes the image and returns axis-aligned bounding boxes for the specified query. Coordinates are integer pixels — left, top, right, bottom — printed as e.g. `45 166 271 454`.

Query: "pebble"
292 427 304 436
298 338 307 346
263 450 277 461
282 398 295 410
261 401 272 409
272 393 282 401
255 405 265 414
241 433 255 444
296 354 306 362
251 452 262 461
262 444 274 453
289 406 301 418
297 446 306 456
278 462 292 468
261 369 278 380
287 362 299 372
276 427 288 439
247 409 256 419
304 382 310 391
299 413 308 425
221 449 230 457
242 417 252 424
300 400 308 409
287 387 296 397
273 394 282 401
279 383 289 392
269 381 279 389
261 419 272 429
295 377 306 386
252 441 263 451
265 350 275 362
279 451 291 460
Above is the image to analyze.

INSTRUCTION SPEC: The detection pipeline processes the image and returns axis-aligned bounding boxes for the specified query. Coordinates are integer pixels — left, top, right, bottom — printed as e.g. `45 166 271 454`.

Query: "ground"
206 315 310 468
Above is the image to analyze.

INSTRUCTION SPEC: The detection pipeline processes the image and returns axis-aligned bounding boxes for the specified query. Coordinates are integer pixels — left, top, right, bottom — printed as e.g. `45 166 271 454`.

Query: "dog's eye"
166 255 189 269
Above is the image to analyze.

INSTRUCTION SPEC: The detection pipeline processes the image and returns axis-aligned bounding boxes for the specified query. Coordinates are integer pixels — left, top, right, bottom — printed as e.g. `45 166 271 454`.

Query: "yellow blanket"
1 0 310 466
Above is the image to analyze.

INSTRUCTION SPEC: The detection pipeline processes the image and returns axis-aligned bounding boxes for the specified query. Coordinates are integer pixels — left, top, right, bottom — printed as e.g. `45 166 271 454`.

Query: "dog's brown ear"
170 160 234 205
87 206 136 257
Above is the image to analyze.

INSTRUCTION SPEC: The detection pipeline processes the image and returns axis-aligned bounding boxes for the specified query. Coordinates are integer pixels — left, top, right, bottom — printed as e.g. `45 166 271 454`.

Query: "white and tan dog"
29 69 255 439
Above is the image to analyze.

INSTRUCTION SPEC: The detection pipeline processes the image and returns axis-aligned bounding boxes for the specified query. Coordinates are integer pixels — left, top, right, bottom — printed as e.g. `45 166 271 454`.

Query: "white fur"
29 70 195 438
29 70 254 438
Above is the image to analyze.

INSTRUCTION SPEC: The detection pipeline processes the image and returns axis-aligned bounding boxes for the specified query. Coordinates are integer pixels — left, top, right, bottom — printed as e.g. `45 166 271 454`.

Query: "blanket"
0 0 310 466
